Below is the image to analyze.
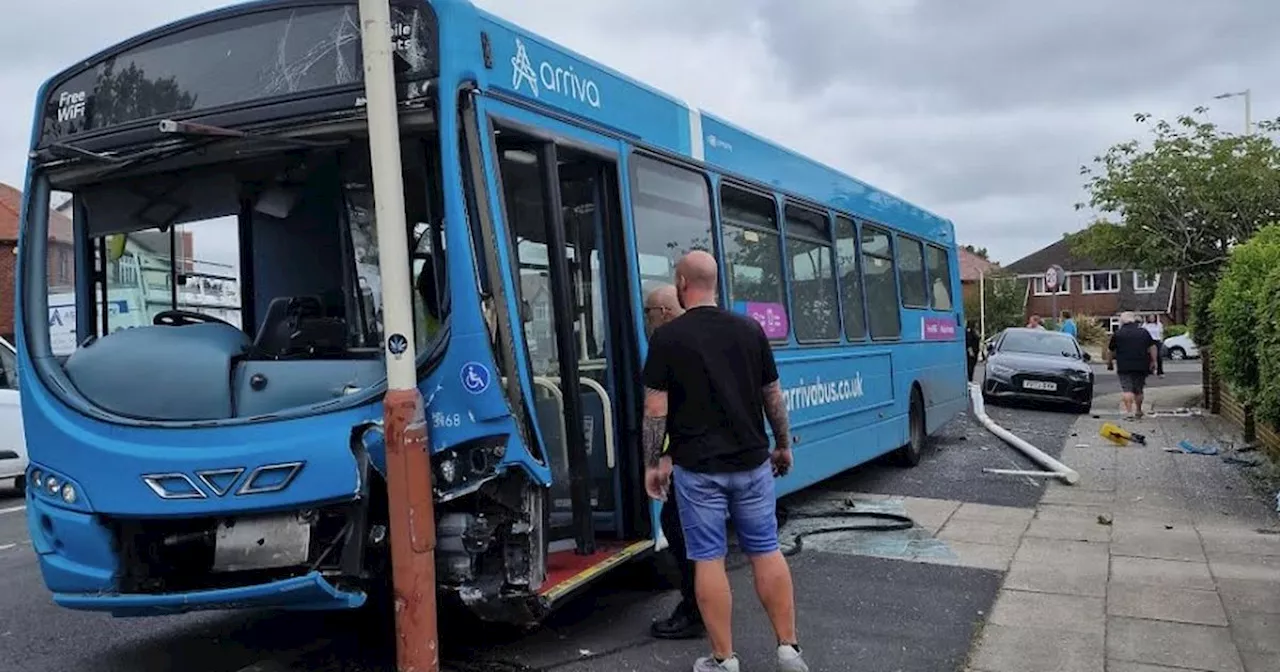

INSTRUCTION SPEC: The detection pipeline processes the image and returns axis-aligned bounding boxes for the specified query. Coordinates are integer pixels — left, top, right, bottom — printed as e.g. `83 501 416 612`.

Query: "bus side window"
784 205 838 343
861 225 901 340
896 235 928 309
834 216 866 341
926 244 954 311
629 155 714 295
719 186 787 340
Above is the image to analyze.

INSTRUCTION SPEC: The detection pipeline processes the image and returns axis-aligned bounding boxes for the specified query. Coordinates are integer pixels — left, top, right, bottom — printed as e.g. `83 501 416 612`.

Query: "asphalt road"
0 360 1206 672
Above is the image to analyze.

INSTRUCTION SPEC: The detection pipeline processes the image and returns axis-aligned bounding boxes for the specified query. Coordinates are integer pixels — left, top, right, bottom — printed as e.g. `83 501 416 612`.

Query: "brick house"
1 183 75 344
1003 238 1191 332
958 247 999 306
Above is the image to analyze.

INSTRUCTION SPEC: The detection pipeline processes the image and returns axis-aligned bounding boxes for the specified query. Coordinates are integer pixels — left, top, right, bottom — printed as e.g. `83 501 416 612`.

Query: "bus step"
539 539 653 603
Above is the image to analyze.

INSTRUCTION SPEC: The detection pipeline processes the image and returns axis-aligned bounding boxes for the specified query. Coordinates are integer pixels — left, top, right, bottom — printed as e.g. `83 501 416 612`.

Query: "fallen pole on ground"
969 383 1080 485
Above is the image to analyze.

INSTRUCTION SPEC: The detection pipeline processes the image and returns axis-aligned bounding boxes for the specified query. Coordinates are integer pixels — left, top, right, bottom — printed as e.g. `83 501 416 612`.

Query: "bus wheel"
894 389 926 468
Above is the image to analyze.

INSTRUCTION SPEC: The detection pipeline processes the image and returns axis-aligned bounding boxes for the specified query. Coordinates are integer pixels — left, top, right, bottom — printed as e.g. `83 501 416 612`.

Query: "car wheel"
894 389 926 468
1169 347 1186 360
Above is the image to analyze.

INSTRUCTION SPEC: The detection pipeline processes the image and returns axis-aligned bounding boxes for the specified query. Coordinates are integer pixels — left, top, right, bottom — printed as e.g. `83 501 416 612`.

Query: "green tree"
962 244 989 260
1069 109 1280 342
963 272 1025 337
1210 224 1280 405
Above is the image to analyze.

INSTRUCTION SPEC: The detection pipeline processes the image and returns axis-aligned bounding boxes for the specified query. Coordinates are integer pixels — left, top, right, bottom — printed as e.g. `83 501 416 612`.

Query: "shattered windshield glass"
40 3 437 144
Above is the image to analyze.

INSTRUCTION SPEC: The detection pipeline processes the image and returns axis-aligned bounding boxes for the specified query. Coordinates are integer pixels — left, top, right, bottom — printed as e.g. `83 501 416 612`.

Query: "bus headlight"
60 483 77 505
46 476 60 495
439 458 457 485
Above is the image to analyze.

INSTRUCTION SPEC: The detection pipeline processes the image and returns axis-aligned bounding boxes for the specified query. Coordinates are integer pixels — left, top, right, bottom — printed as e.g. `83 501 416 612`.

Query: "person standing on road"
642 250 809 672
1059 311 1077 340
1105 311 1158 419
1027 314 1046 330
642 284 704 641
1144 315 1165 377
965 321 980 382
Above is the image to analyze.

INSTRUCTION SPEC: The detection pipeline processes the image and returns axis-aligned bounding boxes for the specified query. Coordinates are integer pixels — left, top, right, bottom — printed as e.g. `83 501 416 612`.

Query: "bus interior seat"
252 296 348 358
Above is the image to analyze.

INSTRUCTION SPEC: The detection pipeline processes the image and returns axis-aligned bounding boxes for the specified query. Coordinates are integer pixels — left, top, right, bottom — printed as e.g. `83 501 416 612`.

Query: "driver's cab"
57 137 446 423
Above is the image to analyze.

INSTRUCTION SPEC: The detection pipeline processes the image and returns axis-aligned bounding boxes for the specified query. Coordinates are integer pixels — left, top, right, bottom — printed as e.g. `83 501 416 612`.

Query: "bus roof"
30 0 953 244
472 4 954 243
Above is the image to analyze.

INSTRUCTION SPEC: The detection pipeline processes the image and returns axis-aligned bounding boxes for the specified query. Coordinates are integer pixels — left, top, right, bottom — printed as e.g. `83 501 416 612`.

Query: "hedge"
1211 223 1280 409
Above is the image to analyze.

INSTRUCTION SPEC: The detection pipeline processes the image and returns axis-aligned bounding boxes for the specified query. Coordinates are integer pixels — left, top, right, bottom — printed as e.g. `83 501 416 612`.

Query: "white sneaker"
777 644 810 672
693 654 740 672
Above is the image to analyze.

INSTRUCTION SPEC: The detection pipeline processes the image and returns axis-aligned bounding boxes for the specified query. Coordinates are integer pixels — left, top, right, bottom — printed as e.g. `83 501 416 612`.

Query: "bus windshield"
27 133 447 421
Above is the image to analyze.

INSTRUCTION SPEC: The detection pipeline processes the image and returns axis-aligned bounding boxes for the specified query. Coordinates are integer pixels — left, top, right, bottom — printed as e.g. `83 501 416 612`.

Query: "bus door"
493 127 649 598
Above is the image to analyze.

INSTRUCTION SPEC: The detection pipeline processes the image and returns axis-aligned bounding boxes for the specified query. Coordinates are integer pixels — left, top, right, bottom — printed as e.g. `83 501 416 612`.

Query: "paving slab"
1197 527 1280 557
987 589 1104 635
969 624 1103 672
1107 583 1228 626
1217 578 1280 616
1209 553 1280 583
1107 617 1244 672
1111 528 1208 563
1110 555 1216 591
1107 663 1214 672
1023 506 1112 543
937 517 1029 547
1004 538 1109 597
1239 651 1280 672
1230 612 1280 656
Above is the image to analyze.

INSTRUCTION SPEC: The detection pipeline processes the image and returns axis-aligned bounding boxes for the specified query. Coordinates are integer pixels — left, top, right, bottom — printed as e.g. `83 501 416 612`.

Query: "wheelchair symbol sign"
461 362 491 395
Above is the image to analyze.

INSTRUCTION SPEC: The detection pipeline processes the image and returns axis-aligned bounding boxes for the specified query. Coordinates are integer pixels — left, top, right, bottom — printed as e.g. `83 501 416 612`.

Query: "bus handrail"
538 376 616 470
525 376 569 468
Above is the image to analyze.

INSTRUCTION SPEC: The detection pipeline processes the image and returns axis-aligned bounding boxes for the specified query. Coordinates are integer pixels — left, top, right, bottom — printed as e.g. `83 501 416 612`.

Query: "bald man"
643 284 703 640
642 251 808 672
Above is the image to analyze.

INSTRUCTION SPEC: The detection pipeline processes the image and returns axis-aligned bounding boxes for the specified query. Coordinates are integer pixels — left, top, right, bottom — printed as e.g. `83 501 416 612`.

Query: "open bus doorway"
493 128 651 603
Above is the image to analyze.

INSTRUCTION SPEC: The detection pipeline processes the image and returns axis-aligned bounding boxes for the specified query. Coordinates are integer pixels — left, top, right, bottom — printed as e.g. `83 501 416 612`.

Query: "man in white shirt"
1143 315 1165 377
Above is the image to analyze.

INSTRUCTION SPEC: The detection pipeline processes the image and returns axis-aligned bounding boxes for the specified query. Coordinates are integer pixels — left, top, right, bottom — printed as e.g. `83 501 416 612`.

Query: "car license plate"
1022 380 1058 391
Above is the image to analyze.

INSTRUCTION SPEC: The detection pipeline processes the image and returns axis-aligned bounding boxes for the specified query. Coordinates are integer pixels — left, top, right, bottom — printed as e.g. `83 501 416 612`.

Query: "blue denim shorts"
673 460 779 561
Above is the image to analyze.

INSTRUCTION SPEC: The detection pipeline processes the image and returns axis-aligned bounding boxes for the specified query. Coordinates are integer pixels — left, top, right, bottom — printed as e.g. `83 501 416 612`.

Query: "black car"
982 328 1095 413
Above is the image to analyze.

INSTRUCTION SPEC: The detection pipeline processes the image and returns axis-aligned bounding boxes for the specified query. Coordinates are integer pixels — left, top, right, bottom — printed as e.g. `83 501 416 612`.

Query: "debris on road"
1097 513 1113 526
1222 454 1263 467
1177 440 1219 456
1101 422 1147 446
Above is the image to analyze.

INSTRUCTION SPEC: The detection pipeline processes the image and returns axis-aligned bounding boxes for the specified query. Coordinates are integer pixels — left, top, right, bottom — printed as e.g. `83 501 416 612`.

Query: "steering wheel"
153 309 233 328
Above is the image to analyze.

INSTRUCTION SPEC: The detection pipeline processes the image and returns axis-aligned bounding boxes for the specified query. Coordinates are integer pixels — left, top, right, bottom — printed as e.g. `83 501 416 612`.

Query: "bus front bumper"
28 493 367 617
52 572 366 617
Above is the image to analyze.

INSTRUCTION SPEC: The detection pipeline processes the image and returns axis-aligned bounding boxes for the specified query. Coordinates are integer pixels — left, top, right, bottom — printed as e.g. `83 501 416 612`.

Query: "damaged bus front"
16 0 572 622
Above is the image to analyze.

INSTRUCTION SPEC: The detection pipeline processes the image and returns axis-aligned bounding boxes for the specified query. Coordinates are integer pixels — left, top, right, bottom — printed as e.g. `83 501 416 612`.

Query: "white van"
0 337 27 491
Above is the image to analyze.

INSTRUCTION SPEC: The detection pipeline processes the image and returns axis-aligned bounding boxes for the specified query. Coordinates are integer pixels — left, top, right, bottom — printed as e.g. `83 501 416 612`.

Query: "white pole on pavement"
969 383 1080 485
358 1 438 670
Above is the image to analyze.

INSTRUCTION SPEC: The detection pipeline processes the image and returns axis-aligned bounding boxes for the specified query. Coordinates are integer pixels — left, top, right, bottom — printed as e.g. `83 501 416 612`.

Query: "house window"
1133 272 1160 293
1082 272 1121 294
1031 276 1070 296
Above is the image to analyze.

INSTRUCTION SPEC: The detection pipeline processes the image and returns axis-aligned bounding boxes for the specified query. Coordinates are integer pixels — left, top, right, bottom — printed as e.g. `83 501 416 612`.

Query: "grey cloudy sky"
1 0 1276 265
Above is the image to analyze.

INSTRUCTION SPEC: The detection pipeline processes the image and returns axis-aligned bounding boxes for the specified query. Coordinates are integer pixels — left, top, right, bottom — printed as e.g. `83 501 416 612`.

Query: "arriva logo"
510 38 602 109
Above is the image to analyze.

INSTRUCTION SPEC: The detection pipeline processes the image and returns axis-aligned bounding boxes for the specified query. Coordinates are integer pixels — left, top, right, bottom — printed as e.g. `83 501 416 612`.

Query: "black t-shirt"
1108 323 1155 374
642 306 778 473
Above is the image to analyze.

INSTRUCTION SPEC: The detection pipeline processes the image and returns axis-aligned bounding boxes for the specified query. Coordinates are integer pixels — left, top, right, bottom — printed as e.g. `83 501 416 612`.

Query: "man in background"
965 321 980 382
1059 311 1077 340
1144 315 1165 377
1105 312 1158 419
643 284 703 641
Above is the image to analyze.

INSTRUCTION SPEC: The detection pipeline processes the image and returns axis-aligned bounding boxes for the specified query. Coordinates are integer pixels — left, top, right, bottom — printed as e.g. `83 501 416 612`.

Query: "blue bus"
15 0 966 624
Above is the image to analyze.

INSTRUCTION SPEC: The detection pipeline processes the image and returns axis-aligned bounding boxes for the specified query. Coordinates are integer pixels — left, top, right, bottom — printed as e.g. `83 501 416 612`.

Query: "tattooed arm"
762 380 791 452
642 387 669 468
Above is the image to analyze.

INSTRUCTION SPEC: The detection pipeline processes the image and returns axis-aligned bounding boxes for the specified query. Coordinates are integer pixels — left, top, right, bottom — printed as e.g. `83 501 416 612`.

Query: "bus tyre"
894 389 926 468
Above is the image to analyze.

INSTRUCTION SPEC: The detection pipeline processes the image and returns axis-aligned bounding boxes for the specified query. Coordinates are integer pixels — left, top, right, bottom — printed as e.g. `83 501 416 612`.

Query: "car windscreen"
999 331 1079 357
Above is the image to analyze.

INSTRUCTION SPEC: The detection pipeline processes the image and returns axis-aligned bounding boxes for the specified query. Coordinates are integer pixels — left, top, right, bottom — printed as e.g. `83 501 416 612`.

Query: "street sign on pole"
1045 265 1065 328
358 1 439 670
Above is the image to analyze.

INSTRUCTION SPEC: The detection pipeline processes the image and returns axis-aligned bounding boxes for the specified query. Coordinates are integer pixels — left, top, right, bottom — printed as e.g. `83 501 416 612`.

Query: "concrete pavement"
967 386 1280 672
